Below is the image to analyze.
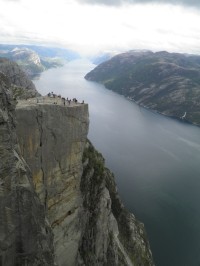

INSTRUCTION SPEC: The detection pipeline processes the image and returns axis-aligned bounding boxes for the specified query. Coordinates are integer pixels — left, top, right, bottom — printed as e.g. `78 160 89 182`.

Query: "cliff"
79 140 153 265
0 74 55 265
16 99 89 266
8 47 46 77
0 58 40 99
0 44 80 78
15 97 154 265
0 58 154 265
85 50 200 125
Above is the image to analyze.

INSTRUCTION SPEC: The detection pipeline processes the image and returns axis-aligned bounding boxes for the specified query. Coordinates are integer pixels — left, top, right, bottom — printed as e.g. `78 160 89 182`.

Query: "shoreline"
126 96 200 128
85 78 200 128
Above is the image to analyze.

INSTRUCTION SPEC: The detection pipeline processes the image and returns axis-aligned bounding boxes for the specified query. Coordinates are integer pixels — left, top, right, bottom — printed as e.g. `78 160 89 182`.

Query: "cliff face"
0 44 80 77
16 100 89 266
0 58 40 99
79 140 153 265
0 74 55 265
16 99 154 266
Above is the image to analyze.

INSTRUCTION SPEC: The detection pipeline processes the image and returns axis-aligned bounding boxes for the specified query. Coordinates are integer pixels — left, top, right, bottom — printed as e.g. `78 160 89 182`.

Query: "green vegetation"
85 50 200 125
82 139 105 178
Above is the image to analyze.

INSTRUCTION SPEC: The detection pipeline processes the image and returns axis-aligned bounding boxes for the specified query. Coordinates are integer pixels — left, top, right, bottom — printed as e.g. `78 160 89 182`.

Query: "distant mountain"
90 52 114 65
85 50 200 125
0 57 40 99
0 44 80 77
25 45 80 60
0 44 80 60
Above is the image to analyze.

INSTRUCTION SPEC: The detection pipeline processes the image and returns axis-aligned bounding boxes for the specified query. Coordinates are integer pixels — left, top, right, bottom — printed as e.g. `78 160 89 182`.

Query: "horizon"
1 43 200 59
1 0 200 56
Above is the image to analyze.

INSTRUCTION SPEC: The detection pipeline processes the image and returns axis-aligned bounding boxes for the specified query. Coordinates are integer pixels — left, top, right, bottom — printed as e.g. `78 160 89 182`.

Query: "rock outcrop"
0 44 80 78
9 47 45 77
0 58 40 99
16 100 89 266
0 74 55 266
0 58 154 265
79 140 153 265
16 99 154 266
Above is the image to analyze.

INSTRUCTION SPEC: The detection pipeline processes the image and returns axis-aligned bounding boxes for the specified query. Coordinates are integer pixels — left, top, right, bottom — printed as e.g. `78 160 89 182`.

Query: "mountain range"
0 44 80 77
85 50 200 125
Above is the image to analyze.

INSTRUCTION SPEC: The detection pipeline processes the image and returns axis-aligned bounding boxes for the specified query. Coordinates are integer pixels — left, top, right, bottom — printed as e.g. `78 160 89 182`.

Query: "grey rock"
79 140 154 265
16 100 154 266
0 58 40 99
16 101 89 266
0 73 55 266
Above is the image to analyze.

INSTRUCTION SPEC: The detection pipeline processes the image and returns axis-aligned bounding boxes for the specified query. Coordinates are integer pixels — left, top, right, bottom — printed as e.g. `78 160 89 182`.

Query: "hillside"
0 44 80 77
85 50 200 125
0 58 39 99
0 73 55 265
90 52 114 65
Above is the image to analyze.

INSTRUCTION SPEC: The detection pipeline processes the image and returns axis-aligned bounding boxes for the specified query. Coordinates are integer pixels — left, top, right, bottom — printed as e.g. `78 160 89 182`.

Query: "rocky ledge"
0 58 40 99
0 73 55 266
15 98 154 265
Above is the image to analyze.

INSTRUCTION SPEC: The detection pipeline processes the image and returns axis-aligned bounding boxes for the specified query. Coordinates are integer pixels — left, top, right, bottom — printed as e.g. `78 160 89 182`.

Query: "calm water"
34 59 200 266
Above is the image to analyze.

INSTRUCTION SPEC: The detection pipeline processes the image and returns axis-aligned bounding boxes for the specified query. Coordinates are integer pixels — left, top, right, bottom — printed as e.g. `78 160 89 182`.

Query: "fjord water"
34 59 200 266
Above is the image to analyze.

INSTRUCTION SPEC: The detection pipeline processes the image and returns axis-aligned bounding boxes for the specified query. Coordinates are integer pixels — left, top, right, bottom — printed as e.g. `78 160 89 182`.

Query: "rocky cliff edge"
15 97 154 265
0 73 55 266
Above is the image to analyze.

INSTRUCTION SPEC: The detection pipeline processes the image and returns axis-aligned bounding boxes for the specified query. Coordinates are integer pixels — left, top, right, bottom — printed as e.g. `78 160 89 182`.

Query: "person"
82 100 84 104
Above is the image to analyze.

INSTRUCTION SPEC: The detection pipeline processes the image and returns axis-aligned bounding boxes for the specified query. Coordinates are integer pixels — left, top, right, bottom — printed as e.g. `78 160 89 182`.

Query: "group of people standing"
47 92 84 105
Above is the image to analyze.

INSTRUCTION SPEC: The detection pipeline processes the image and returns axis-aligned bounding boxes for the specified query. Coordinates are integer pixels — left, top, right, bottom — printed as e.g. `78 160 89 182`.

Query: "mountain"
0 72 55 265
0 44 80 61
0 60 154 265
0 58 40 99
25 45 80 60
0 44 80 77
85 50 200 125
1 47 47 78
90 52 114 65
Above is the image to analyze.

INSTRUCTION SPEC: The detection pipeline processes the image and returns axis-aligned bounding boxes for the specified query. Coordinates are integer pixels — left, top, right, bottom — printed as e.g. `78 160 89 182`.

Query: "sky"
1 0 200 56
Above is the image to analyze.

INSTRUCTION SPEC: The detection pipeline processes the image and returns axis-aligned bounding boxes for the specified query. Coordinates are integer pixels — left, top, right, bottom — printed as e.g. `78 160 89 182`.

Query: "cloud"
75 0 200 8
1 0 200 56
2 0 21 1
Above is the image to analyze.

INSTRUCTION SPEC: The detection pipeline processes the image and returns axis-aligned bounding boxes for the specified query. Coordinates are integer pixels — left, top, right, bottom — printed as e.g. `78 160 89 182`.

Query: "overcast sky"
0 0 200 56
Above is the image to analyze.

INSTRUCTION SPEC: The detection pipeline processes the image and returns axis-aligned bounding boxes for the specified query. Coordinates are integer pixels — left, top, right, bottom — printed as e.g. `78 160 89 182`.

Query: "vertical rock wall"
78 140 154 266
16 100 154 266
16 102 89 266
0 74 55 265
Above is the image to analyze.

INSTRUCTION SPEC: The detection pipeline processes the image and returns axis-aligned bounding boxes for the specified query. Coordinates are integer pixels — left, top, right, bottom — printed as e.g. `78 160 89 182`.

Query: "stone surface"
16 100 89 266
78 140 154 266
0 58 40 99
0 73 55 266
16 99 154 266
0 60 154 265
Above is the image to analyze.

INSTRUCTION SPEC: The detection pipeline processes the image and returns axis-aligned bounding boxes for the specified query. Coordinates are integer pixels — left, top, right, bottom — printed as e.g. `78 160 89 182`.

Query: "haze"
1 0 200 55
